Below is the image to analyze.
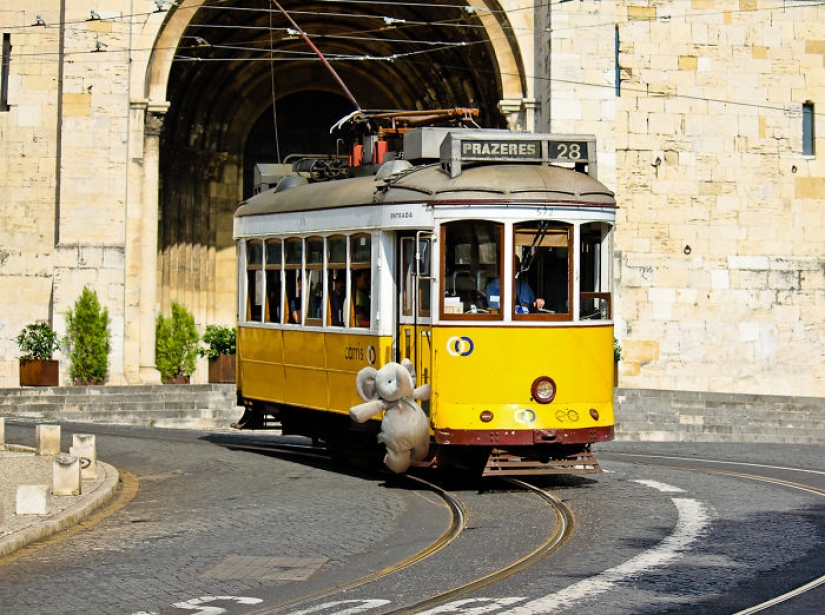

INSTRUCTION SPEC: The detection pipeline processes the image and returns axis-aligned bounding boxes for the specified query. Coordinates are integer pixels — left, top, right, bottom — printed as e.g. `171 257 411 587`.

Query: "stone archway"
137 0 534 382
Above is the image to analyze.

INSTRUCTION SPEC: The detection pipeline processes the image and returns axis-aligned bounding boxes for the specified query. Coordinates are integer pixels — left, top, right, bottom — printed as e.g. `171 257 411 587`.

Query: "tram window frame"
350 233 372 328
440 220 503 320
305 236 324 326
327 235 348 327
264 238 283 323
513 222 572 321
400 236 432 319
580 222 613 321
245 239 264 322
418 237 432 318
284 238 303 325
401 237 415 318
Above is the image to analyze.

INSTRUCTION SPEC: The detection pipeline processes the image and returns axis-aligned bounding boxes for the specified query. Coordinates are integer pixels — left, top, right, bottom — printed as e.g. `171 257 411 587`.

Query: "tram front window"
513 222 571 318
441 221 502 318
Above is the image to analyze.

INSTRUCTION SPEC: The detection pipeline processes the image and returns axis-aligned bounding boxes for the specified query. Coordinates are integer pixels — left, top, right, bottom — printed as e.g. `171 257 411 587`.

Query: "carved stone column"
138 103 169 383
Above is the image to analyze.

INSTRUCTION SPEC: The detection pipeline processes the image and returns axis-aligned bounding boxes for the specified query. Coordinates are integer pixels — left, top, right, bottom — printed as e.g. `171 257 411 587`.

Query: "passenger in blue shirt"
486 257 545 313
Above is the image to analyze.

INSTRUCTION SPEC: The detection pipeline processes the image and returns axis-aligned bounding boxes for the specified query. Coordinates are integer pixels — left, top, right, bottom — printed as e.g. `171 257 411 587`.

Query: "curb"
0 449 121 559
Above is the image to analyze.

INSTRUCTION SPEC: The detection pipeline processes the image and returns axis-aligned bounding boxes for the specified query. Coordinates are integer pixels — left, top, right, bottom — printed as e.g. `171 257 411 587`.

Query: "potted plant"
614 338 622 387
198 324 237 383
16 321 61 386
64 286 111 385
155 301 199 384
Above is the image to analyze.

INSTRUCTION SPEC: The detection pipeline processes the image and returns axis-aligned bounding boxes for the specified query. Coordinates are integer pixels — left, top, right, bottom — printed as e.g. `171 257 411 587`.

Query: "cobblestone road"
1 424 822 615
0 423 448 615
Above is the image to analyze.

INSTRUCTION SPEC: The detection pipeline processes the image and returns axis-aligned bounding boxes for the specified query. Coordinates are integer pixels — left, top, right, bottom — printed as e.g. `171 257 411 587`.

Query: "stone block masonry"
0 384 241 430
614 388 825 444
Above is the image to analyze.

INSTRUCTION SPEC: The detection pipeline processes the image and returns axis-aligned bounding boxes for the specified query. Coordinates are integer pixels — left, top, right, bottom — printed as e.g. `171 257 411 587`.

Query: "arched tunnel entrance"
152 0 529 334
242 92 354 199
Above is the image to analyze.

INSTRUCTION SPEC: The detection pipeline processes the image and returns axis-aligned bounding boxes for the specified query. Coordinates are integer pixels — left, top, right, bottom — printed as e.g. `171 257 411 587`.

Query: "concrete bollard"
52 455 82 496
17 484 50 515
70 434 97 479
35 424 61 456
0 416 5 448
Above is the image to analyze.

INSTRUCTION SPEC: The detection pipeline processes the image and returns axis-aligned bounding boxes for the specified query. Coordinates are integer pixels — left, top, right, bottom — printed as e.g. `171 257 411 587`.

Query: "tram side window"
328 235 347 327
441 221 502 318
285 238 303 324
265 239 282 323
580 222 613 320
246 240 264 322
418 238 432 317
351 233 371 328
306 236 324 326
400 236 432 319
513 222 571 317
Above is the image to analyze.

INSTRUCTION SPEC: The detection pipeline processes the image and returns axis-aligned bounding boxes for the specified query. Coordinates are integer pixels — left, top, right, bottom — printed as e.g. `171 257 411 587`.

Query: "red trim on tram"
435 426 614 446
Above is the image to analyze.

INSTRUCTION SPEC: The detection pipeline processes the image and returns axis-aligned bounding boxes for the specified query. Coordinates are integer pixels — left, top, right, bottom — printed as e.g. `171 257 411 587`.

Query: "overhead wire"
3 0 824 119
268 0 282 163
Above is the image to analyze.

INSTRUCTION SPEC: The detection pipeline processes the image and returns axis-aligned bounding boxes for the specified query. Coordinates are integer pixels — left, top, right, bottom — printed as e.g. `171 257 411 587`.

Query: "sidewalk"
0 444 120 558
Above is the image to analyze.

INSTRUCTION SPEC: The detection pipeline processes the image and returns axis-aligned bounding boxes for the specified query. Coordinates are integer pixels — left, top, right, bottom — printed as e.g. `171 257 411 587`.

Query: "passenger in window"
354 270 371 327
330 277 345 326
486 257 545 313
290 277 302 324
309 277 323 319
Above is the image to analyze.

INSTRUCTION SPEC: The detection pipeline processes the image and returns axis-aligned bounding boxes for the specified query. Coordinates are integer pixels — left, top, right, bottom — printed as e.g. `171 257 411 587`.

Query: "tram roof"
235 162 615 219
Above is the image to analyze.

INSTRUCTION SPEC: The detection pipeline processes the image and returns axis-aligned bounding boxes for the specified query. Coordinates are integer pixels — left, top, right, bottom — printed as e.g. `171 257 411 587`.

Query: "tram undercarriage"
234 399 605 477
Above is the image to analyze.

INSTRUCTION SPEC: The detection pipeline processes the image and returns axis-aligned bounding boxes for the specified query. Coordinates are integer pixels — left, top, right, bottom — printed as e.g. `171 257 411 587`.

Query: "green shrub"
15 322 60 361
155 301 199 381
614 338 623 362
198 324 236 359
65 287 111 385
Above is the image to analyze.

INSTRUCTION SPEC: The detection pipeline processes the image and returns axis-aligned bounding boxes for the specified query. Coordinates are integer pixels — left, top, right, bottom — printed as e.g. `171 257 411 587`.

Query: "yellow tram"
234 115 617 475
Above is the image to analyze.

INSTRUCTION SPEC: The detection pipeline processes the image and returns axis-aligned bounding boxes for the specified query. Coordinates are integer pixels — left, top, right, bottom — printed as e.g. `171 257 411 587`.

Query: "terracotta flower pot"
164 374 191 385
19 359 59 387
208 354 236 384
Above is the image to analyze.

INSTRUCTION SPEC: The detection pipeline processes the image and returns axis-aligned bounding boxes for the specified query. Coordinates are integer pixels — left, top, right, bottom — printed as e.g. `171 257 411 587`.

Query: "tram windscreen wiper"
518 221 550 277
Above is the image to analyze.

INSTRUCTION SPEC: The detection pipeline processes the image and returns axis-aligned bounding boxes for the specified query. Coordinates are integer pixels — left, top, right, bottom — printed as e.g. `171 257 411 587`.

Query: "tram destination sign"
460 139 543 160
441 132 596 178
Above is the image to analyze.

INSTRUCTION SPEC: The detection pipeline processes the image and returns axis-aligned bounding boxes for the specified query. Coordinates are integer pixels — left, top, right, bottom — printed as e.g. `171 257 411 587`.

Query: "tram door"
397 233 434 402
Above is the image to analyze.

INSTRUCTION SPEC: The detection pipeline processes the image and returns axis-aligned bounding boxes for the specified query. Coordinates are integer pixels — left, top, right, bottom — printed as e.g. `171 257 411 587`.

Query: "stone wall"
614 387 825 444
544 0 825 397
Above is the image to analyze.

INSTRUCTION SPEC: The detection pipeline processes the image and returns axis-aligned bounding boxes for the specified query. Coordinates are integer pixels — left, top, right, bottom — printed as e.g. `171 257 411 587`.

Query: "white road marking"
633 479 685 493
288 599 391 615
416 597 527 614
495 497 710 614
171 595 263 614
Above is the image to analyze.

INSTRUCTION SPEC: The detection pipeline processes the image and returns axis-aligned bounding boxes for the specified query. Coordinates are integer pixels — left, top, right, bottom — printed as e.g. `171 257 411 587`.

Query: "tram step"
482 449 603 477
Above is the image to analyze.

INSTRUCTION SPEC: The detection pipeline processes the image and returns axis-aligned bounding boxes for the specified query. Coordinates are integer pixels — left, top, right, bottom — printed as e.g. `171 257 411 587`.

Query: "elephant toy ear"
401 358 416 387
355 366 379 402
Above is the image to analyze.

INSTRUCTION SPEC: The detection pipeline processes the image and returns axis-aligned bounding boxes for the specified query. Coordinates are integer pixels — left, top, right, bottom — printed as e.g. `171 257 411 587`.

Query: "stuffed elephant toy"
350 359 431 473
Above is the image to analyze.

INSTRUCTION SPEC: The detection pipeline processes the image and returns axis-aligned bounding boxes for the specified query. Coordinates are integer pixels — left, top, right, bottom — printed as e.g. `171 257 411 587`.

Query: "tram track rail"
382 478 574 615
247 471 468 615
220 438 575 615
601 452 825 614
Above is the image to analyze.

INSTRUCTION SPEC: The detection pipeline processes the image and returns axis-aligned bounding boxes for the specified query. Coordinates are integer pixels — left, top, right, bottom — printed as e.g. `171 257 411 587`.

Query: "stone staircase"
1 385 822 443
0 385 241 430
614 388 825 444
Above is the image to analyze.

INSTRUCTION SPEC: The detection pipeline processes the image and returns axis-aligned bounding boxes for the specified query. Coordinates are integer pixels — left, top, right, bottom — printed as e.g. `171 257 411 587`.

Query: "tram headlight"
531 376 556 404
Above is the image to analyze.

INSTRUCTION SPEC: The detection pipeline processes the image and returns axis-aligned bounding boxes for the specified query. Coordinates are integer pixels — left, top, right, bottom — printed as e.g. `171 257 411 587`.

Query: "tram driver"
486 256 545 313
